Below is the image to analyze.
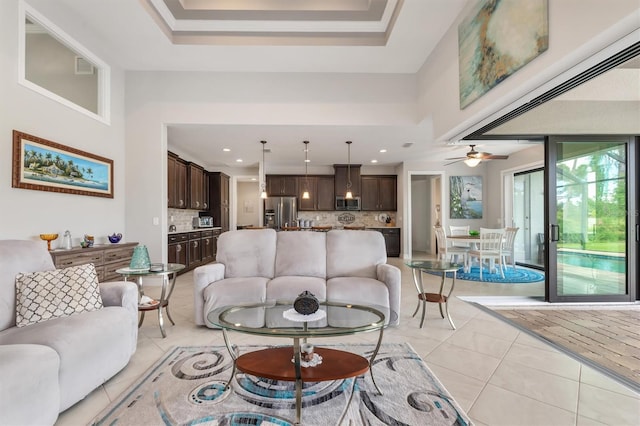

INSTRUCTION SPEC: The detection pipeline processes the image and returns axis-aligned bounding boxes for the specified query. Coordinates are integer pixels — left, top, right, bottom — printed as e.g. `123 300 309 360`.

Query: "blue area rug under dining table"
429 265 544 283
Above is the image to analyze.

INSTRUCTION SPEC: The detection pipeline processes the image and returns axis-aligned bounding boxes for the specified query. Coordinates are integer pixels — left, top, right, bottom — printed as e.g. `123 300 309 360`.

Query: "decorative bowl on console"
108 233 122 243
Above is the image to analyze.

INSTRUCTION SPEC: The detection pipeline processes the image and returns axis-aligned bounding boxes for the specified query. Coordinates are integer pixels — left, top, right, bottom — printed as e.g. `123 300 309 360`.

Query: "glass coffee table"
405 259 462 330
208 301 389 425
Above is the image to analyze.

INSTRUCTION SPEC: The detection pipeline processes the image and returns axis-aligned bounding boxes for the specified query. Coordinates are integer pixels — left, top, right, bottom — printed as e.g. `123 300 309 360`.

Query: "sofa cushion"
326 230 386 279
275 231 327 278
0 240 55 331
15 263 103 327
216 229 277 279
267 276 327 302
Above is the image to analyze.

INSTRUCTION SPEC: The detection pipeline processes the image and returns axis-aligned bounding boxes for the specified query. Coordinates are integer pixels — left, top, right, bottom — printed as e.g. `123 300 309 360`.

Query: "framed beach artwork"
458 0 549 108
12 130 113 198
450 176 482 219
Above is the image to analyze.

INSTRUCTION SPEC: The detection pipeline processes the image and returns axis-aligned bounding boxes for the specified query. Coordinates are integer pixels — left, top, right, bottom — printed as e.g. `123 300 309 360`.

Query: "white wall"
0 0 126 247
236 182 260 228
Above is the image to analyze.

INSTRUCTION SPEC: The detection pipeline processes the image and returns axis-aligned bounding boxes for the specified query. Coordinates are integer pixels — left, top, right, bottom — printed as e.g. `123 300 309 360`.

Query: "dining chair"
501 227 519 271
434 226 468 268
467 228 505 279
449 225 470 248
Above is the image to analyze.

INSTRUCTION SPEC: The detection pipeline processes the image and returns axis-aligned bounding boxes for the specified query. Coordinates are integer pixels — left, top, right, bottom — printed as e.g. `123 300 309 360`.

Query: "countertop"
168 227 221 234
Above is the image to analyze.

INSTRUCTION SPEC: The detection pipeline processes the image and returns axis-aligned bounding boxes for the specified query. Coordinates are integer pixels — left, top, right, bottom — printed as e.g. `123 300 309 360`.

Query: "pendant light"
260 140 268 199
345 141 353 199
302 140 310 199
464 158 482 167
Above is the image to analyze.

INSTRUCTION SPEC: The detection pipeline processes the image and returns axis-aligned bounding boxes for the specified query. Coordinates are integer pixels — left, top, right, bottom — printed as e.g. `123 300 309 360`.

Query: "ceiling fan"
445 144 509 167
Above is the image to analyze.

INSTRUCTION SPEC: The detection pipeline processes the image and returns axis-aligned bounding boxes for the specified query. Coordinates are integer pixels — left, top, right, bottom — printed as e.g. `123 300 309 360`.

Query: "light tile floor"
56 258 640 426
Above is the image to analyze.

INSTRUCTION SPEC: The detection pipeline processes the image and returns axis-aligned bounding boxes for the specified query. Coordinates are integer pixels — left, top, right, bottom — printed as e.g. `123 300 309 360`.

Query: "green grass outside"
559 241 625 253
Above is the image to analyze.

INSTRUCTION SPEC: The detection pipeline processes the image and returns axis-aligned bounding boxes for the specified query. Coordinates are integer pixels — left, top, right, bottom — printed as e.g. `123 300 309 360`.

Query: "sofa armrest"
0 344 60 426
193 263 226 325
376 263 401 325
99 281 139 349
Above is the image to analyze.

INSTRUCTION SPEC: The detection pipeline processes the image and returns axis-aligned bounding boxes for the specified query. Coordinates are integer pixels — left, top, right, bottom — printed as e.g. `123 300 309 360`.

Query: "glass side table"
116 263 185 338
405 260 462 330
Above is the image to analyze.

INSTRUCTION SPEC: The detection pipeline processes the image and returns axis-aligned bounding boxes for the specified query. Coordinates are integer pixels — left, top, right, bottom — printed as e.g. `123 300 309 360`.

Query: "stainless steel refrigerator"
264 197 297 230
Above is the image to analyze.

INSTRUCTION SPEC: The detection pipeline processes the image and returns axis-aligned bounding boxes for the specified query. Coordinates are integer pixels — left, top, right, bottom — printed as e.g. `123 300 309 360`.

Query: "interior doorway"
409 172 443 259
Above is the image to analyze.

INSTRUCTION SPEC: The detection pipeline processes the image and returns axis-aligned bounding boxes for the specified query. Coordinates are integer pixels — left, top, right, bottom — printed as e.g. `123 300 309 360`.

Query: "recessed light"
371 159 378 163
305 159 310 163
223 148 231 152
236 159 243 162
379 149 387 153
251 178 257 181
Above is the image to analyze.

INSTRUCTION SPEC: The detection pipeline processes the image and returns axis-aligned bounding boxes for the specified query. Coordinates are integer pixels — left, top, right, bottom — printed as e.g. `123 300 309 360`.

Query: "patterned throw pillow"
15 263 103 327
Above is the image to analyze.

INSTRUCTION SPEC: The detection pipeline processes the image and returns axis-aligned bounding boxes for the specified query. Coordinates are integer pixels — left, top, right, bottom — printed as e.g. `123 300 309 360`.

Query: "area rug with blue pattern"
429 266 544 283
91 343 472 426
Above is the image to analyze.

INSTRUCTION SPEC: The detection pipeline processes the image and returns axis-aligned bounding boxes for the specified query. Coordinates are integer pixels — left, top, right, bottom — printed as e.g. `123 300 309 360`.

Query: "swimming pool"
558 251 626 273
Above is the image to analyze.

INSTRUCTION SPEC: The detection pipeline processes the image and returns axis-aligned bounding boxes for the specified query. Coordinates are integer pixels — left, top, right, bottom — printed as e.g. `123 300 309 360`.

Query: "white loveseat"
0 240 139 425
194 229 401 327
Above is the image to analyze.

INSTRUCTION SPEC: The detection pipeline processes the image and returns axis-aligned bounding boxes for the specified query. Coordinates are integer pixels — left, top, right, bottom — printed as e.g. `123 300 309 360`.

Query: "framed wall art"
12 130 114 198
450 175 482 219
458 0 549 108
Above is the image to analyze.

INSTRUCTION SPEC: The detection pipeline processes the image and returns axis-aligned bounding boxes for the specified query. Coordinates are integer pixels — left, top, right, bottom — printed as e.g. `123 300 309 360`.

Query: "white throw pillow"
15 263 103 327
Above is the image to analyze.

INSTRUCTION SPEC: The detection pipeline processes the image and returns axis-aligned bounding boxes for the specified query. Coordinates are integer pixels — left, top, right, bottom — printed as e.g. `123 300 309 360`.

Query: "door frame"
545 135 637 302
406 171 445 259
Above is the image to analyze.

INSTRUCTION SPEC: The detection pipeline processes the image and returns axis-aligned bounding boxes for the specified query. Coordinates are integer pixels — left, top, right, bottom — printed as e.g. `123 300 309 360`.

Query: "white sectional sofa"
0 240 139 425
193 229 401 327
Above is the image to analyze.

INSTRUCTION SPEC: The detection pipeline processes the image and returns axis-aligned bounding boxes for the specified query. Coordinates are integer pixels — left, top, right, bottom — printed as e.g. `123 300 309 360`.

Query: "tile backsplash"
168 208 397 232
168 208 202 232
296 211 397 228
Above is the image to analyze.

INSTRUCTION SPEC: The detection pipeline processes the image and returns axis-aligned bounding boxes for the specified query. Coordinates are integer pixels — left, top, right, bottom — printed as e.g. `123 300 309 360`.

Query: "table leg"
444 271 457 330
157 275 168 338
164 272 177 326
410 268 421 318
368 327 384 396
221 328 238 391
418 271 427 328
438 272 446 319
292 337 302 425
136 277 145 328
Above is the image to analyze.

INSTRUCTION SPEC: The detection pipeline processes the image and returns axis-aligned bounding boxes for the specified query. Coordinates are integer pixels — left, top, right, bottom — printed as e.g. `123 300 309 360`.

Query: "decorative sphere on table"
293 291 319 315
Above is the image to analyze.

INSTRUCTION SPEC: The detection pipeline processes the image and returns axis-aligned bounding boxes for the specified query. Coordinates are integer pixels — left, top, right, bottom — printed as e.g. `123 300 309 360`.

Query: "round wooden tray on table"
236 346 369 382
311 225 333 232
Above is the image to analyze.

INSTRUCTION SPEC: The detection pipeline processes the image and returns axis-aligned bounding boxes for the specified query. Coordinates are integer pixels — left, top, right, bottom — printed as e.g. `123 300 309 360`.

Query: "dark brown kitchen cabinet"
361 175 397 211
168 233 188 266
369 227 400 257
209 172 230 232
201 229 215 263
168 152 187 208
333 165 361 198
188 231 202 265
188 162 206 210
297 175 335 211
266 175 298 196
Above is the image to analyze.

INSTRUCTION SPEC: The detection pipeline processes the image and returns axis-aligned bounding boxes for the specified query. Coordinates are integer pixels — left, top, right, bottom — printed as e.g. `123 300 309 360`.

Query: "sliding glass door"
545 136 637 302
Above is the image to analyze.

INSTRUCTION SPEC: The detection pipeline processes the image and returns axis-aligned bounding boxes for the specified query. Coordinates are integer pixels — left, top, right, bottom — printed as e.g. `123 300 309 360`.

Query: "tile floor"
56 258 640 426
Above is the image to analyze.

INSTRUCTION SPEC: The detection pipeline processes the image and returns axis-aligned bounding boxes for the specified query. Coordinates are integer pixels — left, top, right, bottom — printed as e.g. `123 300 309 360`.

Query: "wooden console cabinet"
49 242 138 282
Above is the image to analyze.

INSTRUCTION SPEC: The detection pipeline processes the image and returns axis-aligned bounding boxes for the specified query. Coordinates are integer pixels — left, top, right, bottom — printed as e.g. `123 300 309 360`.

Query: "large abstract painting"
450 176 483 219
458 0 549 109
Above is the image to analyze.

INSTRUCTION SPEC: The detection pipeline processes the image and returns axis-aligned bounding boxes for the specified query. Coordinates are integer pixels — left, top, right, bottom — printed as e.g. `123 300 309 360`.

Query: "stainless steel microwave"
335 196 361 211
